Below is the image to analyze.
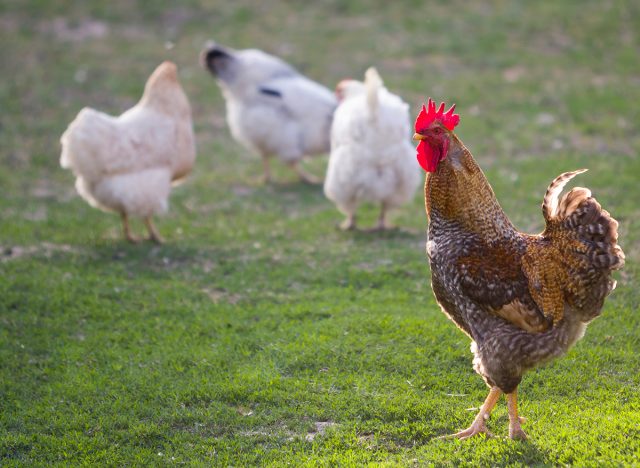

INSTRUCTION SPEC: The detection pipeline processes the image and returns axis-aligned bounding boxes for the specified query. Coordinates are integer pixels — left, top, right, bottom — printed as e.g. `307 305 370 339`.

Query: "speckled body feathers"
425 136 624 393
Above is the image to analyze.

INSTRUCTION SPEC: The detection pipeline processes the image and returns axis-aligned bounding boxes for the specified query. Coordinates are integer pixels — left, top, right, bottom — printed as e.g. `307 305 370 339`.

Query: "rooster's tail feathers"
543 169 625 271
542 169 588 221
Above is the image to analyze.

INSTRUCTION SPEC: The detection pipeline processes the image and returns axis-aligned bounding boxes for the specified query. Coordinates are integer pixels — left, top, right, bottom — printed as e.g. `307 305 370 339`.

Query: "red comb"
414 98 460 132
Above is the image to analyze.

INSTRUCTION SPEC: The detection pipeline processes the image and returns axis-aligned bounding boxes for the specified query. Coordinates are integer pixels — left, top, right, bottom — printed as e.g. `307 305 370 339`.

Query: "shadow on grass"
79 240 230 278
345 226 423 242
426 432 554 464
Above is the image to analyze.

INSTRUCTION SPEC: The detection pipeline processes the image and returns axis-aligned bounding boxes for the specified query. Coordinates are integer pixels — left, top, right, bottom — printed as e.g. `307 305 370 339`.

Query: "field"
1 0 639 465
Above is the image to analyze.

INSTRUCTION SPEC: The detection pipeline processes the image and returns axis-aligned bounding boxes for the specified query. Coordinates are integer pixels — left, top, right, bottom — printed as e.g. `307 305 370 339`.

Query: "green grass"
2 0 640 465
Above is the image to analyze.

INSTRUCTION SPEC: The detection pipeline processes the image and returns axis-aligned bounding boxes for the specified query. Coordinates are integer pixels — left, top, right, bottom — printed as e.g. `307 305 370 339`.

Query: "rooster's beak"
413 133 427 141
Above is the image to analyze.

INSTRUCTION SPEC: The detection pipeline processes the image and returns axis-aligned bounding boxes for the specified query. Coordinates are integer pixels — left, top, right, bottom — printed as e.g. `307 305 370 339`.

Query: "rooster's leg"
289 161 322 185
121 213 140 243
506 389 527 440
441 387 502 440
144 216 164 244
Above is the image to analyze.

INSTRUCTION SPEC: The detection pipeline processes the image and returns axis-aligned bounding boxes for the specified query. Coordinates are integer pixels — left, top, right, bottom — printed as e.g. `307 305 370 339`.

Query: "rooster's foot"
438 387 502 441
509 426 528 440
506 391 527 440
440 421 493 440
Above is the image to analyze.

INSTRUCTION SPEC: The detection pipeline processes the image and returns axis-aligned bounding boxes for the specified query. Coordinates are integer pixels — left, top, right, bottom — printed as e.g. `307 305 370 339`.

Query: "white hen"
324 68 420 230
201 42 336 183
60 62 196 243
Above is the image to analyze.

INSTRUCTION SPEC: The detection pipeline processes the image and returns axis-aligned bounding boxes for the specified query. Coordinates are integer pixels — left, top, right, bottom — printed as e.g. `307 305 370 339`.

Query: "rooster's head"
413 99 460 173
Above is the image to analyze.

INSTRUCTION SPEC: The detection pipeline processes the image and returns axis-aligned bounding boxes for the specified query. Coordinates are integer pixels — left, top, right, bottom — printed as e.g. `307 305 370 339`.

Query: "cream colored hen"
60 61 196 243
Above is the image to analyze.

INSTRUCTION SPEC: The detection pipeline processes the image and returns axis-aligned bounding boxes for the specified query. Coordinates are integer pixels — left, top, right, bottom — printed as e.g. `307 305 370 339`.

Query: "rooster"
201 42 336 184
413 99 625 439
324 68 420 230
60 62 196 243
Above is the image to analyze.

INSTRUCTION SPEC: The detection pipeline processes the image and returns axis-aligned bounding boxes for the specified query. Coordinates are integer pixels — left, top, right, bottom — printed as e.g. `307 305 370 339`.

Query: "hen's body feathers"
324 68 419 229
60 62 195 241
202 43 336 182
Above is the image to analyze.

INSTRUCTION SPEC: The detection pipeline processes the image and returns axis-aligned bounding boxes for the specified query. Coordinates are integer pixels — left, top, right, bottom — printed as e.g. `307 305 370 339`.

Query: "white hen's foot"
375 206 389 231
338 214 356 231
125 234 142 244
256 157 272 184
255 173 271 185
367 218 394 232
299 173 322 185
144 216 164 244
364 205 394 232
121 213 141 243
290 161 322 185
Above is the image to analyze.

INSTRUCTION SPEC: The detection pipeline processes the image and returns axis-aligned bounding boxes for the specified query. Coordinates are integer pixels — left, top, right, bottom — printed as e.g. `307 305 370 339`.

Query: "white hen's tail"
364 67 383 123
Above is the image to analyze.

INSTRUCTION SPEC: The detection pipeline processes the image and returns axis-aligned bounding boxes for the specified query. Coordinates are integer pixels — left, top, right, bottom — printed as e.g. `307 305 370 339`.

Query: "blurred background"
2 1 639 237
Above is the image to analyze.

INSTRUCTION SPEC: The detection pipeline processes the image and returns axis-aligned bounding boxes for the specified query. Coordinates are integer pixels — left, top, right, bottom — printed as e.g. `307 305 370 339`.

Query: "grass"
1 0 639 465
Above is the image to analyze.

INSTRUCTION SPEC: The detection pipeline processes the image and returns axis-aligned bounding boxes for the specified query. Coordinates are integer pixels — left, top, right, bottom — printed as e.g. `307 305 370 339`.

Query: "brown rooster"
413 99 625 439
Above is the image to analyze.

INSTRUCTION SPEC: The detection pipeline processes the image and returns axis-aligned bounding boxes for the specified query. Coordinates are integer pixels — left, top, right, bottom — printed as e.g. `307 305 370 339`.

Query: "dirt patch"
202 288 243 305
305 421 338 441
236 406 253 417
1 243 87 262
162 7 196 35
29 179 77 203
23 206 47 222
38 17 109 42
232 185 254 197
503 66 527 83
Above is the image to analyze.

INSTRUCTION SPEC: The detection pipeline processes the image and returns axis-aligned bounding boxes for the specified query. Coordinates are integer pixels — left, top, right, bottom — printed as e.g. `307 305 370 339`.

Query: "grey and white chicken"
201 42 337 183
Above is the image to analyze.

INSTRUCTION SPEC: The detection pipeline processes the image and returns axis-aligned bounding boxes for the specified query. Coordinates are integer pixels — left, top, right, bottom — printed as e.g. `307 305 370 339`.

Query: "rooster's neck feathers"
425 134 516 241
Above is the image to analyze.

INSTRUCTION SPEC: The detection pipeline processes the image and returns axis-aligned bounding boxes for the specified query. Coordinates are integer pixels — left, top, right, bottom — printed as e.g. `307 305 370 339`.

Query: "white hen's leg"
339 213 356 231
258 157 272 184
377 205 388 230
121 213 140 243
370 204 393 231
144 216 164 244
507 390 528 440
441 387 502 440
289 161 322 185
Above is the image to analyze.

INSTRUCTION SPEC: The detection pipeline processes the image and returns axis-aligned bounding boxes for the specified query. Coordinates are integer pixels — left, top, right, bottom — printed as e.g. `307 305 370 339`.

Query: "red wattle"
417 140 437 172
